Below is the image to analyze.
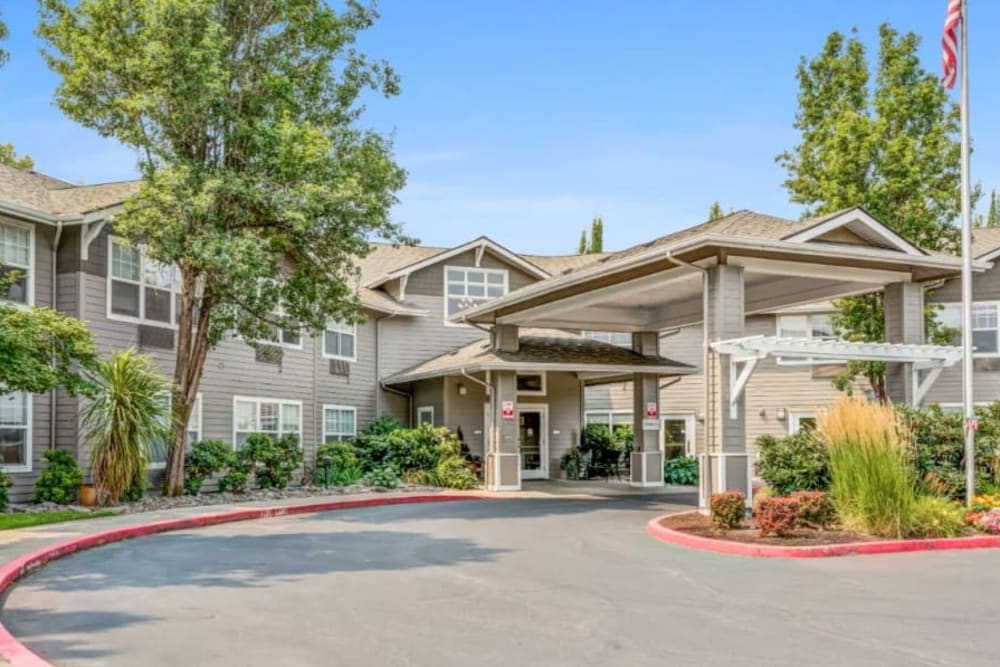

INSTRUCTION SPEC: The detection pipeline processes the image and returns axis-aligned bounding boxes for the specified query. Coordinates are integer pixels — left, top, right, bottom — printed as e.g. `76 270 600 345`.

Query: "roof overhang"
451 233 987 331
783 208 926 256
383 359 696 386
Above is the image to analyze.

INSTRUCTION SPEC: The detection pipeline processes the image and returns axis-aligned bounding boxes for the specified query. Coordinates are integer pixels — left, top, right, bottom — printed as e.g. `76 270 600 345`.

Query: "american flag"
942 0 963 89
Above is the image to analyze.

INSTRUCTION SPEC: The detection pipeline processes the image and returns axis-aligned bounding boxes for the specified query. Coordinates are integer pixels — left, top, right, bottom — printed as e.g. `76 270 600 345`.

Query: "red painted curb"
646 511 1000 559
0 493 484 667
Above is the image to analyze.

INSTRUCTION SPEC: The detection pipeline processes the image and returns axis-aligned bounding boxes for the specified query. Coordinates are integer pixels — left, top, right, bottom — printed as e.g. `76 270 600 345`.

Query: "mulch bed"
660 512 881 546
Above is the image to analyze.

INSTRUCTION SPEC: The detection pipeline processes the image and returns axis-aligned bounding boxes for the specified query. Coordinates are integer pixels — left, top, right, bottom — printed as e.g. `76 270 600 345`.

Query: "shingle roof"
0 164 139 217
383 328 695 384
973 227 1000 259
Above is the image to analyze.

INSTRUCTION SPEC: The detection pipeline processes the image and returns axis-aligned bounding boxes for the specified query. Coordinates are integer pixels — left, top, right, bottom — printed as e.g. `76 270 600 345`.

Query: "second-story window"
109 237 178 327
0 221 32 305
323 320 356 360
444 266 507 323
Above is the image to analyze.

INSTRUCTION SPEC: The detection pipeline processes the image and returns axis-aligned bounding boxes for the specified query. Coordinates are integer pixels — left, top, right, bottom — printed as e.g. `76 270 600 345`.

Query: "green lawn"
0 509 117 531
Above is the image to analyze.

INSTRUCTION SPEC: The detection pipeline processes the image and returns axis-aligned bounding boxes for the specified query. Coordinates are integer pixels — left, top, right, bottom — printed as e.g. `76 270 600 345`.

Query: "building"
0 164 979 502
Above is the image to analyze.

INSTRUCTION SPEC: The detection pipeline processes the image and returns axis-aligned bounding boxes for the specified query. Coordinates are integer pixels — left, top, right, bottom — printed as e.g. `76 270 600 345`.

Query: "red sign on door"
502 401 515 420
645 402 658 419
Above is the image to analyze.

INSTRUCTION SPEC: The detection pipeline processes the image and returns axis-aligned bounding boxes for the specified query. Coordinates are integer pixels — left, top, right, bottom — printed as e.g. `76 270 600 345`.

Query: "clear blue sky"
2 1 998 253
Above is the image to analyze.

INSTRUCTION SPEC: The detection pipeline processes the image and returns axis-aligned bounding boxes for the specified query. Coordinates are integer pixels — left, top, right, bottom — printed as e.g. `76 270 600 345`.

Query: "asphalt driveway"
3 494 999 666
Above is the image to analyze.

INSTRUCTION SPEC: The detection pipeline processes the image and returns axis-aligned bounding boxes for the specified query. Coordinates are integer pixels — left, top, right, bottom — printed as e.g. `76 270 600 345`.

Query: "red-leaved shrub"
790 490 835 529
709 491 746 529
756 496 800 537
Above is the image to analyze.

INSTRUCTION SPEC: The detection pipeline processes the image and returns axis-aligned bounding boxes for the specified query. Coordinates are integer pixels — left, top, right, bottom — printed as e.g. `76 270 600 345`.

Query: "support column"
485 370 521 491
631 332 664 486
884 281 924 405
700 264 751 511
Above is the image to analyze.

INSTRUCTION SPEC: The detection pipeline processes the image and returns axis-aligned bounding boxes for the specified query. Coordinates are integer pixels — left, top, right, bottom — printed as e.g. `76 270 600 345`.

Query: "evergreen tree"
589 217 604 253
577 228 587 254
988 190 1000 227
708 201 724 221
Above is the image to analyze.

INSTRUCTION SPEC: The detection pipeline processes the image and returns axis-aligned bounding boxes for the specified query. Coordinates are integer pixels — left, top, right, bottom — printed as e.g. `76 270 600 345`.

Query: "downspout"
665 251 710 498
49 221 64 451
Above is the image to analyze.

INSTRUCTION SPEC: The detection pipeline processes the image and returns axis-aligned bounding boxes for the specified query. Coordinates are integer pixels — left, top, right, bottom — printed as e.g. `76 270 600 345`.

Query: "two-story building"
0 163 983 501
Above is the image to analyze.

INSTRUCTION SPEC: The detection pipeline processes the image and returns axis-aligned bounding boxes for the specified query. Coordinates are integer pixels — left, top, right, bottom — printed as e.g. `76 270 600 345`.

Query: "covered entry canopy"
711 335 963 415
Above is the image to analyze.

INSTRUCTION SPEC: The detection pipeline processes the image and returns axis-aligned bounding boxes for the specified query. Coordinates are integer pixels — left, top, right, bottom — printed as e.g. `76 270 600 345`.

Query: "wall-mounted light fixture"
776 407 787 420
696 409 705 422
457 383 467 396
758 409 767 418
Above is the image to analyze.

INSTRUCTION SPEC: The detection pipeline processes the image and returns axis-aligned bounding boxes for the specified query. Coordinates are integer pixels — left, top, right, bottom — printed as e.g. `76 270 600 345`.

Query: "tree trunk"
868 370 889 405
164 268 213 496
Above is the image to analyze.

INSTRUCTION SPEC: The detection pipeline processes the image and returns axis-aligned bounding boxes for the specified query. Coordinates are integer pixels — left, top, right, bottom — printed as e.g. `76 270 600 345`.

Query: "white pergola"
711 335 963 417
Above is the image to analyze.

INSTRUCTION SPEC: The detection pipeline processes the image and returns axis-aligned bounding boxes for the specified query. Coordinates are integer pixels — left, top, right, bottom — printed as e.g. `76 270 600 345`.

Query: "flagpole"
960 0 975 507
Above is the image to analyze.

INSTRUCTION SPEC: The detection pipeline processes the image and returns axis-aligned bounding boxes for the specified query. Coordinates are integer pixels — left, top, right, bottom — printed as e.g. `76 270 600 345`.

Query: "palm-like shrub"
82 349 169 505
817 397 916 538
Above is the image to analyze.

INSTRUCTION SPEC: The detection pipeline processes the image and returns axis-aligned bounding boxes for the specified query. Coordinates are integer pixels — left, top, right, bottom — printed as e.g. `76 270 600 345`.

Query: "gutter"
49 221 64 451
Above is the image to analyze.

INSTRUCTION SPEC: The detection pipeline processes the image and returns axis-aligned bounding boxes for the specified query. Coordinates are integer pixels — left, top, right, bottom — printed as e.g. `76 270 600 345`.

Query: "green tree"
0 302 98 395
577 228 587 254
708 201 725 221
39 0 407 495
978 189 1000 228
0 9 8 66
589 216 604 253
777 25 966 401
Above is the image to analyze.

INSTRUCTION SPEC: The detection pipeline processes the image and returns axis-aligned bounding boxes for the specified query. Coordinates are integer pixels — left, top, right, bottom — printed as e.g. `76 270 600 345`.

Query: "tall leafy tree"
707 201 724 221
39 0 408 495
777 25 967 401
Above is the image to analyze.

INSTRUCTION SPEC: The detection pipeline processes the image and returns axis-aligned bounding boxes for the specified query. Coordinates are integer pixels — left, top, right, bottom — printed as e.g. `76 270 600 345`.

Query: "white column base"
698 452 753 514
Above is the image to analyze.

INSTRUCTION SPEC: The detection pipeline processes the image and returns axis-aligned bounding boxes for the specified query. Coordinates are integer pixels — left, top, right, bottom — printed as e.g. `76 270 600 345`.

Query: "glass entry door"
518 406 548 480
662 413 696 457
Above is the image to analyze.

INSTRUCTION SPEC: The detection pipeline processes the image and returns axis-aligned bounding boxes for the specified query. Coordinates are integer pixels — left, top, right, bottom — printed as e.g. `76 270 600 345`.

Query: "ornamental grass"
816 397 916 539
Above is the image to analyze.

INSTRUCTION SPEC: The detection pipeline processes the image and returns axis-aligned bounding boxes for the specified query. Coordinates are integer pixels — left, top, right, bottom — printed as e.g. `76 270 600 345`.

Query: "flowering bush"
709 491 745 529
790 490 836 530
756 497 800 537
974 508 1000 534
964 494 1000 526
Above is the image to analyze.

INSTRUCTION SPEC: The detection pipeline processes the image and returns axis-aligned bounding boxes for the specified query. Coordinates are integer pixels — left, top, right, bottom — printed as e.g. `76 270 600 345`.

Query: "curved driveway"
3 494 1000 666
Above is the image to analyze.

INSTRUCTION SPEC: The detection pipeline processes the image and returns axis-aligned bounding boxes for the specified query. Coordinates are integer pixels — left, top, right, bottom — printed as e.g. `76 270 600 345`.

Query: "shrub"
183 440 233 495
386 425 440 472
315 441 363 486
709 491 745 529
33 449 83 504
973 508 1000 534
752 486 775 516
756 496 800 537
81 349 169 505
907 496 966 538
899 402 1000 499
790 490 835 530
217 469 250 494
560 446 586 480
818 397 916 539
365 465 400 489
403 435 478 489
756 430 830 496
241 433 303 489
663 456 698 485
352 416 403 471
0 473 11 511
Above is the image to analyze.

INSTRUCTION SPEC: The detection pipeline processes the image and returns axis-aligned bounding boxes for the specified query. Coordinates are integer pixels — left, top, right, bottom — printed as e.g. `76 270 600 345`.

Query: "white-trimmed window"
938 302 1000 355
0 391 31 471
585 411 632 429
516 372 546 396
324 321 356 361
108 237 179 327
416 406 434 426
788 411 817 434
267 300 301 349
0 221 33 305
583 331 632 348
444 266 508 323
149 393 203 468
776 313 837 364
322 405 356 442
233 396 302 448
